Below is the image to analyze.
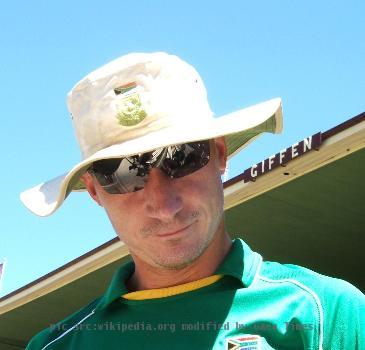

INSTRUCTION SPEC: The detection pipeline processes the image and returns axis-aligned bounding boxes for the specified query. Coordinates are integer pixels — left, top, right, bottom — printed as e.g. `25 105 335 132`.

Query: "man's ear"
213 137 228 175
81 173 103 206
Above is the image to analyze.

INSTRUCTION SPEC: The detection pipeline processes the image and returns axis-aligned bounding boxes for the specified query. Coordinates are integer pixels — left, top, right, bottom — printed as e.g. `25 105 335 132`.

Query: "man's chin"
153 255 199 270
151 240 209 270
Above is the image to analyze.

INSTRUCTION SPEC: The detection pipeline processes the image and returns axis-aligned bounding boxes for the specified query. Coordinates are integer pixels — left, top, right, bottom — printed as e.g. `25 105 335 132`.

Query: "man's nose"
143 168 183 221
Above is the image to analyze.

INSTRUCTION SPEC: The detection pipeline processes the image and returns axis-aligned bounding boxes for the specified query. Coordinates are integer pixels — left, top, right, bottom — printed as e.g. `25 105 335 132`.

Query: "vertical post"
0 258 7 295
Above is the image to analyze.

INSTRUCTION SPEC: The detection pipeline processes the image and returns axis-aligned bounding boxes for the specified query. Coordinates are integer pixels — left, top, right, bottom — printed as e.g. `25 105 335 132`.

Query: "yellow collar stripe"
122 274 224 300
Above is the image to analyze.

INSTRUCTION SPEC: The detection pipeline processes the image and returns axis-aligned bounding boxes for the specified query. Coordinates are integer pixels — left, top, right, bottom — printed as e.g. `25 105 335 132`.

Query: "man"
22 52 364 349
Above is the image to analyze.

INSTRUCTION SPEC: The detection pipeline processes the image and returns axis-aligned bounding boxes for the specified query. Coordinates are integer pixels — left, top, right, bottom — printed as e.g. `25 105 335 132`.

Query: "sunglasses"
88 140 211 194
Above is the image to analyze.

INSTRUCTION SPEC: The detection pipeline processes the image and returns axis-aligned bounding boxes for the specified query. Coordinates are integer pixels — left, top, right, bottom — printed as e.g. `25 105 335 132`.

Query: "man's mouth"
156 223 194 238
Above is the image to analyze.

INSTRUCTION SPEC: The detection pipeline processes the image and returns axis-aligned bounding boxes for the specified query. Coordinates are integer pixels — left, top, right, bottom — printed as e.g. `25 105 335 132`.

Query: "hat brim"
20 98 283 216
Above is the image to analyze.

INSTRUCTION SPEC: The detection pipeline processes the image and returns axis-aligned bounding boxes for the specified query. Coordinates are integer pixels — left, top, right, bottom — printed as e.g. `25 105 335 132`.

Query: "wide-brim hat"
20 52 283 216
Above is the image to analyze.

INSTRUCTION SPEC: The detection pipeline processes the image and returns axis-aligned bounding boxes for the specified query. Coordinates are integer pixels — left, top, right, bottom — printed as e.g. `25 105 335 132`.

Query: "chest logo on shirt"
226 335 261 350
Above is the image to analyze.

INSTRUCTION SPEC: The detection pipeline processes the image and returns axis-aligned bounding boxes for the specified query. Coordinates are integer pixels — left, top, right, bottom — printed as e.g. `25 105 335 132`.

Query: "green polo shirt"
26 239 365 349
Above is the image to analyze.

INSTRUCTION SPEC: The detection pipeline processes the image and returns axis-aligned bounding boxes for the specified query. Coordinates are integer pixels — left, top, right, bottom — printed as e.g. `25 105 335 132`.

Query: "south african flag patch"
226 335 261 350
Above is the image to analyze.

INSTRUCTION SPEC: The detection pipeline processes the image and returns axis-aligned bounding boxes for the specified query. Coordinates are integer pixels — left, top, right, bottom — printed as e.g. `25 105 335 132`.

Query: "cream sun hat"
20 52 283 216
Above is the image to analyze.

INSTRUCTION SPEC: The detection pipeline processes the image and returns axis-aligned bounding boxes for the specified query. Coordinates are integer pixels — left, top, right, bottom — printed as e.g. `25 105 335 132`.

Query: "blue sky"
1 0 364 296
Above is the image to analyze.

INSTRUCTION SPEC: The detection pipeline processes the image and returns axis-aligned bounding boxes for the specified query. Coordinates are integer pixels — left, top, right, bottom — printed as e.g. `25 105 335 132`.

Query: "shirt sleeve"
322 278 365 350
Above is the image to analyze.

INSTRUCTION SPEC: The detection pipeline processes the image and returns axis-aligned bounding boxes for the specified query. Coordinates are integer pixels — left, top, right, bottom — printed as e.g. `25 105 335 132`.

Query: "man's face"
83 138 227 270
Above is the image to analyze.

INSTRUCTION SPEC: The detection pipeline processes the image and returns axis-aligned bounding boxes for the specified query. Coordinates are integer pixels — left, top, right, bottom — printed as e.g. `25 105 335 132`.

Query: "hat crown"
67 52 213 159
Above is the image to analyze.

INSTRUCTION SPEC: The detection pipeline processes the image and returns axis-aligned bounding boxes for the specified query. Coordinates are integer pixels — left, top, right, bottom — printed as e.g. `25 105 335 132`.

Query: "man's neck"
127 229 232 291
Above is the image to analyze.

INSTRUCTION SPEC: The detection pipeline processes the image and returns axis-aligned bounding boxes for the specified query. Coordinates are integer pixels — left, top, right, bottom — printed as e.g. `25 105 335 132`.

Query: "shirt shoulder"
259 260 365 349
259 260 364 302
26 261 133 349
26 297 100 350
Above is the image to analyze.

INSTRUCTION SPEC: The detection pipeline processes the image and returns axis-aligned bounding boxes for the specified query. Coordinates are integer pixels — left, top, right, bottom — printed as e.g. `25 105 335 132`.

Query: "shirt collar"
95 260 134 310
215 238 262 287
96 239 262 310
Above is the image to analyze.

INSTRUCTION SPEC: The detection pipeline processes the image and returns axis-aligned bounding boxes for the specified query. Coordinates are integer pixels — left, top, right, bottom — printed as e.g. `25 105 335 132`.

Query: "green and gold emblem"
114 82 147 127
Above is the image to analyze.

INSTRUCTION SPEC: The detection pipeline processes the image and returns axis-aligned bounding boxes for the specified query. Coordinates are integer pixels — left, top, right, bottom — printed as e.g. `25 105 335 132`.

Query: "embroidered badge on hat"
114 82 147 127
226 335 262 350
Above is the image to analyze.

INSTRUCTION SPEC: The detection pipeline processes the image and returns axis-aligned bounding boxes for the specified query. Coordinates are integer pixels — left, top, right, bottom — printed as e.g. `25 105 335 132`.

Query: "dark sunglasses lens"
92 158 148 194
91 141 210 194
162 141 210 178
